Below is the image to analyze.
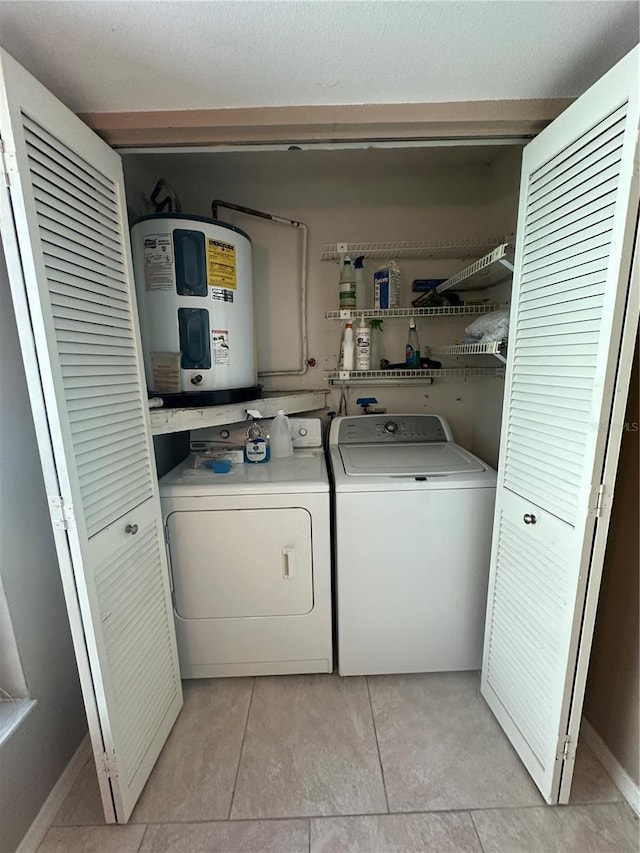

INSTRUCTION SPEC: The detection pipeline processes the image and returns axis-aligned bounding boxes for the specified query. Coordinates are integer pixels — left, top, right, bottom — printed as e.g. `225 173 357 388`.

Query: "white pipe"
258 219 308 377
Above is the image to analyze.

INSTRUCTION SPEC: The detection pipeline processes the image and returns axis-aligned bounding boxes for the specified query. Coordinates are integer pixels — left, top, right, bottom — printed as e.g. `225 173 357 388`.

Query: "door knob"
523 514 537 525
125 523 139 535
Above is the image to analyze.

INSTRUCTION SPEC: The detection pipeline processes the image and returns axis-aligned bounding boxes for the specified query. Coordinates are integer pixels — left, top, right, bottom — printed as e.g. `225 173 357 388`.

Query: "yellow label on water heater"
207 239 237 290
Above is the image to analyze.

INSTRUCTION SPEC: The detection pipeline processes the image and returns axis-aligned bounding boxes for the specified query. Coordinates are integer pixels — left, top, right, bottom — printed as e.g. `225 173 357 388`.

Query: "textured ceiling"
0 1 638 112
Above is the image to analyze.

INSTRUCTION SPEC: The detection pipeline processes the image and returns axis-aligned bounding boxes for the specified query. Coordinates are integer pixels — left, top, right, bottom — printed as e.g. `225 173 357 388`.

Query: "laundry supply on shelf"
374 261 401 309
405 319 421 368
339 256 356 309
464 309 510 344
355 319 371 370
340 322 355 370
354 256 368 309
270 410 293 458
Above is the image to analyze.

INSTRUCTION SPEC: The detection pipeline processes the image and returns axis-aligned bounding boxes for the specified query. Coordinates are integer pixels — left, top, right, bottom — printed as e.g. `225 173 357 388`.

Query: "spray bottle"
354 256 367 309
339 256 356 309
406 319 421 369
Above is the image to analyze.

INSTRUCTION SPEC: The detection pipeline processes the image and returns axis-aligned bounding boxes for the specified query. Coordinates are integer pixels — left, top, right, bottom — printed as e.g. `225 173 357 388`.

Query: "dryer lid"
339 442 485 476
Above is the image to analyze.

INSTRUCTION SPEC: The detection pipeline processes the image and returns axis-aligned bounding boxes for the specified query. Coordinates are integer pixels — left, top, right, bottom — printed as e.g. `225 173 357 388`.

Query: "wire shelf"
431 340 508 364
325 367 501 383
325 303 508 320
436 244 514 294
320 237 505 263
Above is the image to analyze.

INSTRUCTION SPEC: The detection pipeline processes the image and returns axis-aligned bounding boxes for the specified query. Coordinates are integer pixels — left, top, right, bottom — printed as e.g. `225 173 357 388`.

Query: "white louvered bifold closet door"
0 49 182 823
481 47 639 804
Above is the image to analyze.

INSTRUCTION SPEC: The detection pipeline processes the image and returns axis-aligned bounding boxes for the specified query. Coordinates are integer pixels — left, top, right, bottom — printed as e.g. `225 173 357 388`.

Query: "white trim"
581 717 640 816
15 733 91 853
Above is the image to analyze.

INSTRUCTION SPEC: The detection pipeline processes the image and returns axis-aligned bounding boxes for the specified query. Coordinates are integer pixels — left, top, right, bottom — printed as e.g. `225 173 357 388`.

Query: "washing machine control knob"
384 420 398 434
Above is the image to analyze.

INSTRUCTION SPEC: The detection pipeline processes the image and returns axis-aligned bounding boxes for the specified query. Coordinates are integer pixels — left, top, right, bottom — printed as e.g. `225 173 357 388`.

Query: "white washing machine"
328 414 497 676
159 418 332 678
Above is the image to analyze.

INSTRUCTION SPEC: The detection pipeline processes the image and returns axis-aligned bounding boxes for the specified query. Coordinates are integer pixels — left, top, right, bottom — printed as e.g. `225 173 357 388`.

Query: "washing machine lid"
159 450 329 496
339 442 484 476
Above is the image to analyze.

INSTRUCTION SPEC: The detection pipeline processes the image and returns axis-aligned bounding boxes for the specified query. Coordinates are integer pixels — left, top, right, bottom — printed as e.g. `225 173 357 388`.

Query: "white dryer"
159 418 332 678
328 414 496 676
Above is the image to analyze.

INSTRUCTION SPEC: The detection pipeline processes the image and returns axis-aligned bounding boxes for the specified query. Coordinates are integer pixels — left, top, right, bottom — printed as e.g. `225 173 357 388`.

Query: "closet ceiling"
0 1 637 113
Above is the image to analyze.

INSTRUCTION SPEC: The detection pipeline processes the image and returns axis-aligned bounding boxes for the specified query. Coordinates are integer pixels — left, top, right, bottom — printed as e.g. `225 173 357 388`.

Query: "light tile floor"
40 673 639 853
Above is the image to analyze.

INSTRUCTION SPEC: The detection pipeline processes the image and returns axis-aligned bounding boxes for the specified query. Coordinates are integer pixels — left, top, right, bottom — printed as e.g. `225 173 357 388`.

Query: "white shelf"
149 389 328 435
436 243 514 294
320 237 505 263
432 340 508 364
325 304 508 320
325 367 501 384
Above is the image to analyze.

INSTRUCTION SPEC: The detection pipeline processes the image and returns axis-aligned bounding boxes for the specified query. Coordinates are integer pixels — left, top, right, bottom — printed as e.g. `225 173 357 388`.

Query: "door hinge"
48 495 74 530
101 750 118 779
556 734 576 761
0 140 11 188
594 483 607 519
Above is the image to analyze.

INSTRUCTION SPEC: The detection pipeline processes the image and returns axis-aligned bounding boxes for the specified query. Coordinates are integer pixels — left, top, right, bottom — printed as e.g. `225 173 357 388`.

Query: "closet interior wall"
122 144 523 468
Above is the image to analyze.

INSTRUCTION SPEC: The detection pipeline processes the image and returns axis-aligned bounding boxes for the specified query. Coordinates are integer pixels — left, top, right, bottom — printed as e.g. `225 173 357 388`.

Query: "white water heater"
131 214 259 406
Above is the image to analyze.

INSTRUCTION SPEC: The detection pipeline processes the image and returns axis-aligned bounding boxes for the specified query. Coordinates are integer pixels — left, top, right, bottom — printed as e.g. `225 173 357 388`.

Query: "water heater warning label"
207 239 236 290
212 330 230 365
143 233 175 290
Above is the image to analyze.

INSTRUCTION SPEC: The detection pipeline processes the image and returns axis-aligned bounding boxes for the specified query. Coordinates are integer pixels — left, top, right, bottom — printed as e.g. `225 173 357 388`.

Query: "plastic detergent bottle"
355 318 371 370
406 319 421 369
244 422 269 463
341 322 355 370
354 256 367 309
270 410 293 458
339 256 356 309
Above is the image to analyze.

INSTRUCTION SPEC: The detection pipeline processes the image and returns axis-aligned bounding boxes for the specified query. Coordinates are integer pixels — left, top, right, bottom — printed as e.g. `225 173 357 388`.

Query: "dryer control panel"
330 414 452 445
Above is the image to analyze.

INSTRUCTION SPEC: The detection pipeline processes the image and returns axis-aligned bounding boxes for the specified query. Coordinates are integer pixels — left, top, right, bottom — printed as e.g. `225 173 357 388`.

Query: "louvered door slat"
527 151 622 221
41 222 125 270
0 48 181 825
528 127 623 206
48 271 130 307
527 187 617 244
529 105 625 187
522 238 613 277
22 113 115 193
52 298 132 327
33 178 120 237
37 199 124 252
41 237 126 279
83 484 152 528
71 413 141 440
527 208 615 255
525 219 614 267
26 141 119 216
43 253 128 294
520 291 604 316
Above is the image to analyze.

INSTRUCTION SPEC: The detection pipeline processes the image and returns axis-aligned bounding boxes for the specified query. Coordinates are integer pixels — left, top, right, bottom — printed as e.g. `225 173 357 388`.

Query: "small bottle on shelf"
354 256 367 309
340 322 355 370
405 319 421 369
355 319 371 370
339 256 356 309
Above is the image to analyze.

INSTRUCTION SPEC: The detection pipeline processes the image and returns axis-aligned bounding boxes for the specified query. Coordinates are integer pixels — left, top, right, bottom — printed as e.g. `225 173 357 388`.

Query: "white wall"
0 248 87 853
124 144 522 466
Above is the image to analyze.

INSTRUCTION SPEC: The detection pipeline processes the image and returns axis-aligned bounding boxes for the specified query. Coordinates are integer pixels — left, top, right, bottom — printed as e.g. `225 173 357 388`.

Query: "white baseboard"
16 733 91 853
582 717 640 816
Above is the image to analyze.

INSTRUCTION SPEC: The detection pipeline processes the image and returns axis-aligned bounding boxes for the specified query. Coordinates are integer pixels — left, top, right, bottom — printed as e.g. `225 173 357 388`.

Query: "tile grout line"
56 798 631 830
135 823 150 853
307 816 311 853
365 676 391 814
227 676 256 820
468 810 488 853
